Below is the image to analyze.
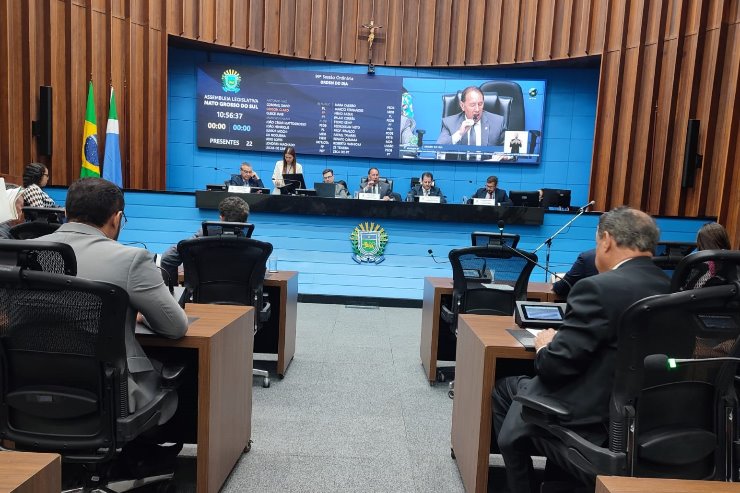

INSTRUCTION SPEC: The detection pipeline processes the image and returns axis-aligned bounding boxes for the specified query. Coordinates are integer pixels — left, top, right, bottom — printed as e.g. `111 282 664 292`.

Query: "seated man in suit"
160 196 250 285
492 206 670 493
551 248 598 298
40 178 188 418
227 162 264 188
322 168 349 198
359 167 395 201
469 175 513 206
436 86 505 147
406 172 446 203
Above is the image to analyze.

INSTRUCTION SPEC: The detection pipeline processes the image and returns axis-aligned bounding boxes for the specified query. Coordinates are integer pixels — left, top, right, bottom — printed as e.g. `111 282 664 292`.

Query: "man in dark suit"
551 248 598 298
227 162 264 188
436 86 505 147
469 175 513 206
359 167 395 201
492 206 670 493
406 171 446 203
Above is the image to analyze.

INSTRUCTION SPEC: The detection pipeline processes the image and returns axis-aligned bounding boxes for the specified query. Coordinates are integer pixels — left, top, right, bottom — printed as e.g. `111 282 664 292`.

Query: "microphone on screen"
427 249 447 264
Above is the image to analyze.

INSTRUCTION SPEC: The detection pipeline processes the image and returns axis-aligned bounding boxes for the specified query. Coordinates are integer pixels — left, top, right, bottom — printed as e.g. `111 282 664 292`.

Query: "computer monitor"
541 189 571 209
206 184 227 191
509 191 541 207
470 232 520 248
21 207 65 224
279 173 306 195
201 221 254 238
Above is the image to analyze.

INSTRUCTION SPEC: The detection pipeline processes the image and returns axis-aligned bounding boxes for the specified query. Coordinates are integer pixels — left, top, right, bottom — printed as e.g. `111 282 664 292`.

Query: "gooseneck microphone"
427 249 447 264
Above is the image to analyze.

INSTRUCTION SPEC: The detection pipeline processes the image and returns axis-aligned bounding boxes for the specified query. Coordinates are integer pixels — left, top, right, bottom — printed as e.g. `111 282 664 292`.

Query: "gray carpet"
220 302 466 493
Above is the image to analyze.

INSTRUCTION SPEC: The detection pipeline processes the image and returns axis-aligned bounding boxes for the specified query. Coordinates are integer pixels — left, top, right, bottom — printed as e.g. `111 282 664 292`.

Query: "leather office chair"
440 245 537 396
0 239 76 275
671 249 740 292
9 220 61 239
0 266 182 492
652 241 697 276
516 283 740 489
177 236 273 387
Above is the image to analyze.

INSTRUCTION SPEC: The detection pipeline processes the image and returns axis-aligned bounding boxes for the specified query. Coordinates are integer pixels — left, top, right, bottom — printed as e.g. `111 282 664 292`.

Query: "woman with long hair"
271 146 303 189
22 162 56 208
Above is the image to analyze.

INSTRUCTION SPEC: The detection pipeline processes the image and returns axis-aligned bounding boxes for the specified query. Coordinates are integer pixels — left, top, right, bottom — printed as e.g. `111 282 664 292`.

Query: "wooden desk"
0 451 60 493
420 277 551 383
259 271 298 377
596 475 740 492
137 304 254 493
450 314 534 493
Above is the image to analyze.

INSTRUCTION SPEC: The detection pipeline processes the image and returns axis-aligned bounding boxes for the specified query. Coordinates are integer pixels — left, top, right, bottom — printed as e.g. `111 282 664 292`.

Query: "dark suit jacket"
406 184 447 203
228 174 264 188
520 256 670 428
470 187 512 206
436 110 505 146
552 248 598 297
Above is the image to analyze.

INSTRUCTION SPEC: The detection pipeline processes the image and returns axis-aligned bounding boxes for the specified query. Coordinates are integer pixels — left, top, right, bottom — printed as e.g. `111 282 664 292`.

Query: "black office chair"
0 239 76 275
671 249 740 292
471 231 520 248
9 221 61 239
177 236 273 387
516 283 740 489
440 246 537 396
0 266 182 492
652 241 697 275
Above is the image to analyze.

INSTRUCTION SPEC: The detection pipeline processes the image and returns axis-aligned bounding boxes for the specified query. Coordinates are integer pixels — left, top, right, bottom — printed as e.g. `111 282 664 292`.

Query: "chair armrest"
259 301 271 323
440 304 453 324
515 394 571 419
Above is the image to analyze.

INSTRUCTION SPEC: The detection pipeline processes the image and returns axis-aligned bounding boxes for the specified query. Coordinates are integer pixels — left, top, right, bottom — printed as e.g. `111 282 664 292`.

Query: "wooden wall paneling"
533 0 554 60
550 0 572 60
322 0 342 61
339 0 358 63
431 0 452 65
463 0 485 64
278 0 297 56
128 23 145 188
293 0 310 57
497 0 520 63
446 0 469 65
247 0 264 51
215 0 233 45
400 0 420 66
262 0 280 54
383 0 403 65
415 0 436 65
308 0 325 58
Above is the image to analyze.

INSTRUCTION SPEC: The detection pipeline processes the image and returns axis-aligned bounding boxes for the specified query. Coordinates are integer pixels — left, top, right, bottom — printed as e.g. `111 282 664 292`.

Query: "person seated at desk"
406 172 446 203
228 162 264 188
160 196 250 285
40 178 188 417
322 168 349 198
491 206 670 493
468 175 512 205
272 146 303 189
22 162 56 208
359 167 395 201
551 248 598 299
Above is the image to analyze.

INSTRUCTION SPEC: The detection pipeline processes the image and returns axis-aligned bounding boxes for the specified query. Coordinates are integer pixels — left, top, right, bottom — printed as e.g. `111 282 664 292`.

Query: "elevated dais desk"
450 314 534 493
137 304 254 493
420 277 552 383
0 451 60 493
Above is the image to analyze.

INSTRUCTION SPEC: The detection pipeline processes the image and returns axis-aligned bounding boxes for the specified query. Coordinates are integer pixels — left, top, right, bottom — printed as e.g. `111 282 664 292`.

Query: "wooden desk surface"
451 314 534 493
0 451 60 493
138 304 254 493
596 476 740 492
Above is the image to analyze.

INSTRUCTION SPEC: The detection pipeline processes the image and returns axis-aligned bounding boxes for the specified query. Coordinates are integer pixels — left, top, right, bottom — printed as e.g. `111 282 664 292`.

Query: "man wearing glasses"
228 162 264 188
40 177 187 416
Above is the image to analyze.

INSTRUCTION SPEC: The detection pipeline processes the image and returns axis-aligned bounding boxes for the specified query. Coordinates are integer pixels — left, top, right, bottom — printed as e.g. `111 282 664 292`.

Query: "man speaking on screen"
436 86 505 147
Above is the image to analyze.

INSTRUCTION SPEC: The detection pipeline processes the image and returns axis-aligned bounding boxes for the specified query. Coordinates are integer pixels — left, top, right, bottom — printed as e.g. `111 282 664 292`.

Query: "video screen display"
196 64 546 163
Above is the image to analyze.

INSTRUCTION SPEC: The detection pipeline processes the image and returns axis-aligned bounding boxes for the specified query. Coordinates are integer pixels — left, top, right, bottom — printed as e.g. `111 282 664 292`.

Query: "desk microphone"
427 249 447 264
578 200 596 212
495 221 572 290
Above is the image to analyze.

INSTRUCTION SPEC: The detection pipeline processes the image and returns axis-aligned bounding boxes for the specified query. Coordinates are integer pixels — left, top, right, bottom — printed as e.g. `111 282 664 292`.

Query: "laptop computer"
314 182 337 198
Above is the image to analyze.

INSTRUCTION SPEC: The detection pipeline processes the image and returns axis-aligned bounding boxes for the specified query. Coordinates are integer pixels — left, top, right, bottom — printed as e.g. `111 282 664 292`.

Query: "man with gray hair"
491 206 670 493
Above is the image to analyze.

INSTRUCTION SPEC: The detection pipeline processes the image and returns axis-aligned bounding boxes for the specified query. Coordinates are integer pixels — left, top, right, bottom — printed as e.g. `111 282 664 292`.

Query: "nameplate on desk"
472 198 497 206
418 195 441 204
228 185 251 194
358 192 381 200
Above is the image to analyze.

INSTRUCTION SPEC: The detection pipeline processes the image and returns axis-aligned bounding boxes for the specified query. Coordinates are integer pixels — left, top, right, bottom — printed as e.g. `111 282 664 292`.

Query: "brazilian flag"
80 81 100 177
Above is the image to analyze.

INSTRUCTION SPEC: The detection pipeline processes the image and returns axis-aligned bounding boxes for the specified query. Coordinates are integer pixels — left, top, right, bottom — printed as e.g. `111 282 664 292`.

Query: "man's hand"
534 328 557 352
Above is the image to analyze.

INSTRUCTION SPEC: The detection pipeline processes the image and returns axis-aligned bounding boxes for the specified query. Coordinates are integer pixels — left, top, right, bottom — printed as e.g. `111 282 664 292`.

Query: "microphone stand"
533 205 591 282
